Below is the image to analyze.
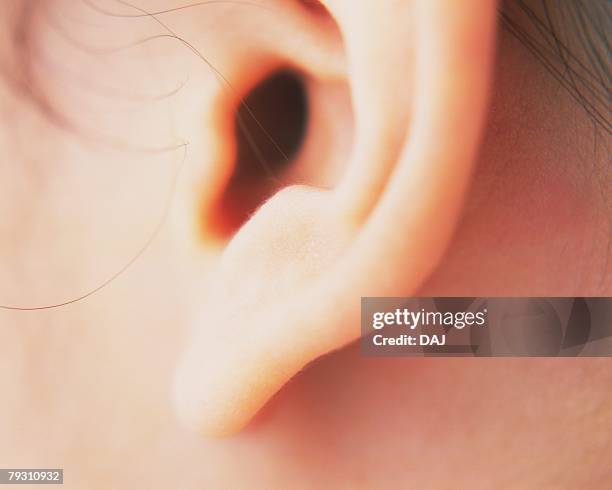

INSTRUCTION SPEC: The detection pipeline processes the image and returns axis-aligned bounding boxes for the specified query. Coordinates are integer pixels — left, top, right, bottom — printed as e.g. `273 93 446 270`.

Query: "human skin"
0 1 610 489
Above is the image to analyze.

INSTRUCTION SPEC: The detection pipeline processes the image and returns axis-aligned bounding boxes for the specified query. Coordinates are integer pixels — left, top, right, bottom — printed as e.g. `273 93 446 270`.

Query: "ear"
173 0 498 436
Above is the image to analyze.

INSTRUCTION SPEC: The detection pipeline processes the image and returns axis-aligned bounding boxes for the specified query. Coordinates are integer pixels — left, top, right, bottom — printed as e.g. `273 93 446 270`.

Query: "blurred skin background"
0 0 610 488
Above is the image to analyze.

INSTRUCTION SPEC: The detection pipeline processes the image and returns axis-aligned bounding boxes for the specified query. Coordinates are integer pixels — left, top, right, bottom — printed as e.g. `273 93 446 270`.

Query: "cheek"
230 350 610 488
420 140 599 295
504 161 594 238
420 26 608 296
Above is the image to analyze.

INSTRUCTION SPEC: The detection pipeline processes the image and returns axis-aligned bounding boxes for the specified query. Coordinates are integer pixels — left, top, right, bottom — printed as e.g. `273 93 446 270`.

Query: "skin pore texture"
0 1 610 489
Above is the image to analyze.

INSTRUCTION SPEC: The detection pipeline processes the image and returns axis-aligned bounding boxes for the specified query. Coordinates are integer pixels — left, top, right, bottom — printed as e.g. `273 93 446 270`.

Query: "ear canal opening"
299 0 330 16
208 69 310 238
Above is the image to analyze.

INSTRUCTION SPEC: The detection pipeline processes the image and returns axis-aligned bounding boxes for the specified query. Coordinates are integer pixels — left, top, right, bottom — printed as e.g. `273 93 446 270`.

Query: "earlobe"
174 185 356 436
173 0 498 436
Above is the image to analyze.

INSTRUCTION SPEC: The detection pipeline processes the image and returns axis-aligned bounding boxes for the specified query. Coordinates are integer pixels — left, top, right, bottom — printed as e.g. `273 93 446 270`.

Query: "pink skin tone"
0 1 610 488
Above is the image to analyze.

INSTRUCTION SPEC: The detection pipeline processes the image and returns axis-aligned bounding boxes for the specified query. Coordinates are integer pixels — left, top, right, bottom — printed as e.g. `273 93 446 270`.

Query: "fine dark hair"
2 0 610 134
